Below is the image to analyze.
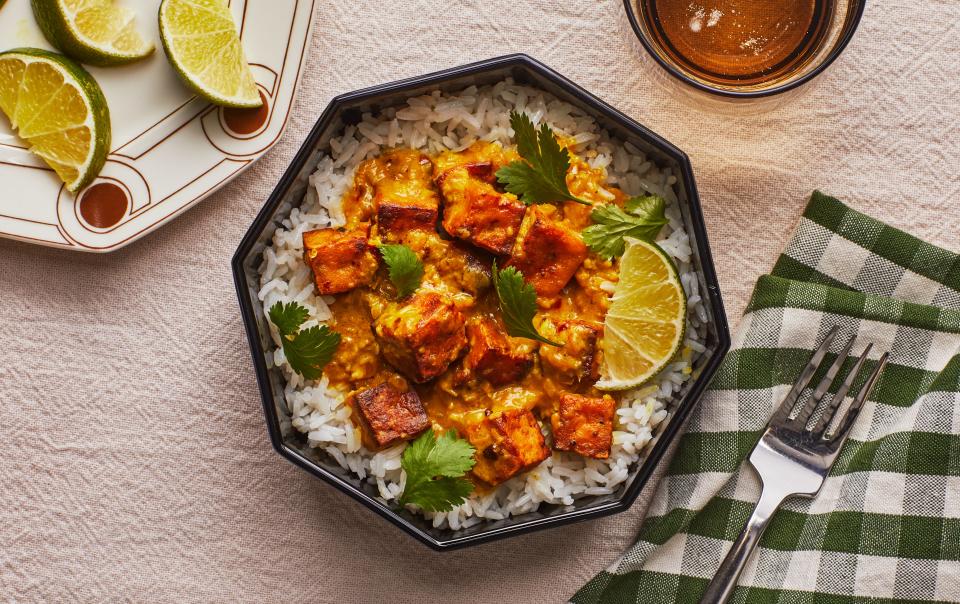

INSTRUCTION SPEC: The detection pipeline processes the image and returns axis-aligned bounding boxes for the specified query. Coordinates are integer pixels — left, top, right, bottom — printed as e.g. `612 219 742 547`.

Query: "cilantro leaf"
268 301 341 380
510 107 540 160
399 429 476 512
491 261 561 347
281 325 340 380
496 111 591 206
378 244 424 298
625 193 667 215
582 196 667 260
403 429 476 479
268 300 309 337
401 476 474 512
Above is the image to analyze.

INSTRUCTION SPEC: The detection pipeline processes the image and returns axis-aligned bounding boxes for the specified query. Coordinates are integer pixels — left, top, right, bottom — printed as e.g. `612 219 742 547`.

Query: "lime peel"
0 48 110 193
31 0 155 67
158 0 262 109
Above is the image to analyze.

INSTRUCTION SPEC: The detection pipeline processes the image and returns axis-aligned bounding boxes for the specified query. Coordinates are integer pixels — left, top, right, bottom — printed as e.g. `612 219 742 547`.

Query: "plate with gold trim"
0 0 315 252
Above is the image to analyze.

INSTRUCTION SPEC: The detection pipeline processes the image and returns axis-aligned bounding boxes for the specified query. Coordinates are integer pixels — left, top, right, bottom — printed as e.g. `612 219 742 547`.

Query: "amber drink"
626 0 864 98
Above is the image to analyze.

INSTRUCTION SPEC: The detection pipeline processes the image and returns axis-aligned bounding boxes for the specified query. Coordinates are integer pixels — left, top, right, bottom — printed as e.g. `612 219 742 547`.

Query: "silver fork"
699 326 888 604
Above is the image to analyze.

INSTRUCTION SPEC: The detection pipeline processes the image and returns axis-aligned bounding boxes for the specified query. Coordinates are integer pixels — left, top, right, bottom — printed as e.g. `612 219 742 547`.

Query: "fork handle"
699 489 788 604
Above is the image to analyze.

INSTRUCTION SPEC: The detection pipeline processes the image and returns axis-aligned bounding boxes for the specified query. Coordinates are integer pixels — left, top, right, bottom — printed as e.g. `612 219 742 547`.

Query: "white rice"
257 79 709 527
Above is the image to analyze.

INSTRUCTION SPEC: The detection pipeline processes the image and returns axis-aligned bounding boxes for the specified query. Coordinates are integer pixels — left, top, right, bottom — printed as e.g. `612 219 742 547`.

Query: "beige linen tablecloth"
2 1 958 602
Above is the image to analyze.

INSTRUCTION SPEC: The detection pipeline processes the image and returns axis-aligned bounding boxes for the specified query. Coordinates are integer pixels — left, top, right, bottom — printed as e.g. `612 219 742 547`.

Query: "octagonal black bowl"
231 54 730 550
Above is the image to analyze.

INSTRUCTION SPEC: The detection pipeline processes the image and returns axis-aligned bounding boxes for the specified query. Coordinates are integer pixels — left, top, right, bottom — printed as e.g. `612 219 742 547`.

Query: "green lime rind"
0 48 111 192
157 0 262 109
30 0 154 67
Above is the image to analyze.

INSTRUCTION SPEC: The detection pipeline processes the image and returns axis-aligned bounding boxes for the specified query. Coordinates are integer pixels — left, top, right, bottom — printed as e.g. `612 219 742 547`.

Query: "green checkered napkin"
572 192 960 604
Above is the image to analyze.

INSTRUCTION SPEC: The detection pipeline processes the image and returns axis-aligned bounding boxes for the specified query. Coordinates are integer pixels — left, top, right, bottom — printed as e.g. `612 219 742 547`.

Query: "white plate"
0 0 314 252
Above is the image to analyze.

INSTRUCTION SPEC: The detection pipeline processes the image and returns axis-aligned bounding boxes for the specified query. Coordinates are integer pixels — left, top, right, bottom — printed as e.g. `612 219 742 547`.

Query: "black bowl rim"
622 0 867 99
231 53 731 550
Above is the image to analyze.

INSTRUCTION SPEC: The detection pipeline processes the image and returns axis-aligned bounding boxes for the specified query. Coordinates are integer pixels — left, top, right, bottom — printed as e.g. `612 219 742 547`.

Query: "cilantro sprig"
491 261 561 347
268 301 341 380
398 429 476 512
378 244 424 298
496 111 591 206
582 194 668 260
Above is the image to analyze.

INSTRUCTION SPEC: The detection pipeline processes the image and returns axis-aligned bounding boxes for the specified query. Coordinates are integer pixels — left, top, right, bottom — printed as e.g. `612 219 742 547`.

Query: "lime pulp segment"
596 237 687 391
0 48 110 192
31 0 154 66
158 0 261 108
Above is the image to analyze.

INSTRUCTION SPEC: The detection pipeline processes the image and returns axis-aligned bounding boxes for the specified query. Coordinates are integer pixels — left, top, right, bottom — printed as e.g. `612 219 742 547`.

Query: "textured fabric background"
1 1 958 602
574 193 960 603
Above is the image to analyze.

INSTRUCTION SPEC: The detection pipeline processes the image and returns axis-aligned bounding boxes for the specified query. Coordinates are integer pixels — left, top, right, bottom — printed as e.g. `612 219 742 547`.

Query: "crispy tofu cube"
353 382 430 448
376 200 437 238
506 206 588 297
539 319 602 385
464 317 534 386
373 152 439 239
551 393 616 459
303 224 378 295
346 149 437 225
433 141 518 176
374 290 467 383
466 408 550 485
436 166 526 255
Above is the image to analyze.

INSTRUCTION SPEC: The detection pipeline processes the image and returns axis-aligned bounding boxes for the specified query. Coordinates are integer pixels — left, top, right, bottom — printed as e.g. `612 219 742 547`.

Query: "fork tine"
770 326 839 425
830 352 888 443
795 335 856 427
812 343 873 435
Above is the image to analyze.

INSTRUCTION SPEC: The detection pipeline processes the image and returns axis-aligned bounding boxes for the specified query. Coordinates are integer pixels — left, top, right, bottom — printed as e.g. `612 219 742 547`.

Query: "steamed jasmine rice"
257 79 708 529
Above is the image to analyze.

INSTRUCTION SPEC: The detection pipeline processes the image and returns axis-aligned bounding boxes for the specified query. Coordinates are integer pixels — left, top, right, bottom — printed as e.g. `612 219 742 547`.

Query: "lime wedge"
0 48 110 193
158 0 261 108
31 0 155 67
595 238 687 391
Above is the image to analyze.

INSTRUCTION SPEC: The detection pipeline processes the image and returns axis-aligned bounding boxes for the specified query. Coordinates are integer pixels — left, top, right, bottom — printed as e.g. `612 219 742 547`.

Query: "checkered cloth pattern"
572 192 960 603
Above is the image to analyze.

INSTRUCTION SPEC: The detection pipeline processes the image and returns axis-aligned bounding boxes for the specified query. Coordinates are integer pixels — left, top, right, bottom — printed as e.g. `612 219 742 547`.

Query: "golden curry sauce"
307 141 630 485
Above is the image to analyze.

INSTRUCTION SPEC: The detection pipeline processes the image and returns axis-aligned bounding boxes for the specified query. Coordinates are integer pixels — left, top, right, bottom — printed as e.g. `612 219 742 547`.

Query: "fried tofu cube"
373 153 439 239
353 382 430 448
345 149 438 225
436 166 526 255
466 408 550 485
433 140 519 176
374 290 468 383
539 319 602 385
376 200 438 238
303 224 378 295
551 393 616 459
464 317 534 386
506 206 588 297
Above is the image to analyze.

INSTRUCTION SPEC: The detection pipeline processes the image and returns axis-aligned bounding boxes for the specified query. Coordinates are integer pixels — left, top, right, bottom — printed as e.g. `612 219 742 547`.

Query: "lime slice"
31 0 155 67
0 48 110 193
158 0 261 108
596 237 687 391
